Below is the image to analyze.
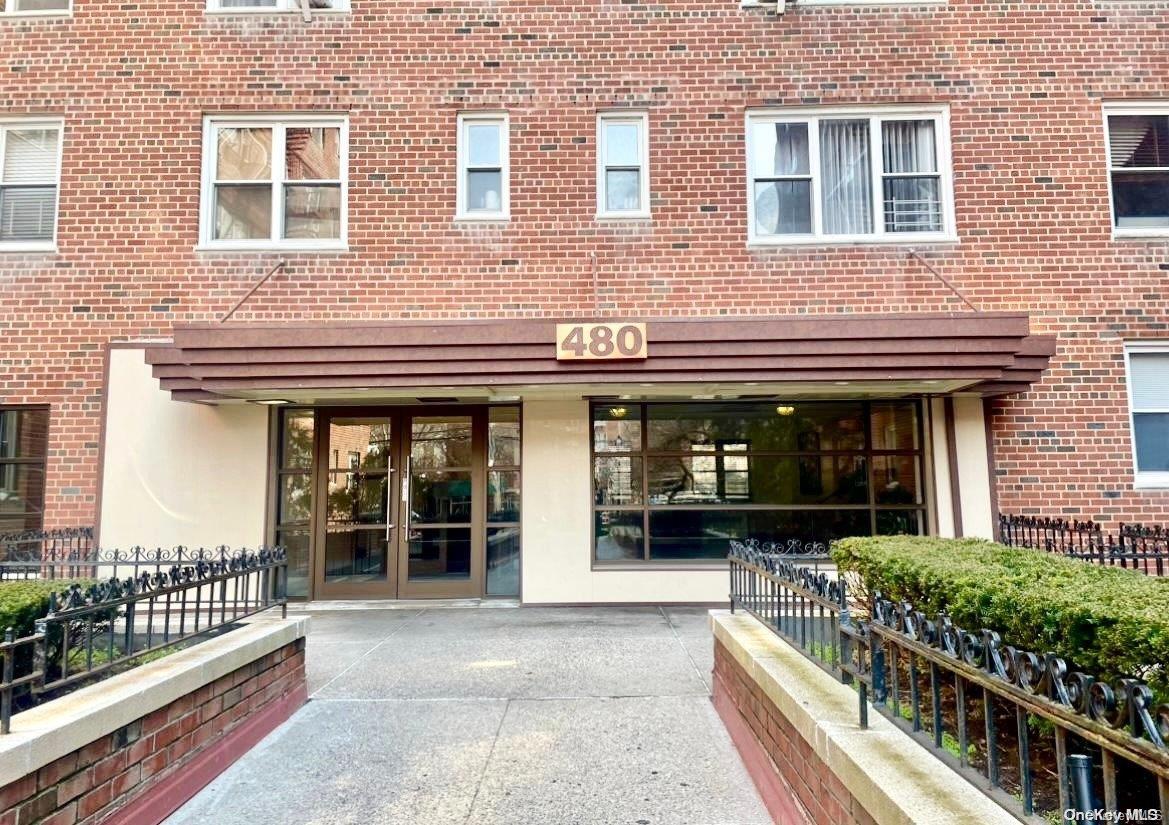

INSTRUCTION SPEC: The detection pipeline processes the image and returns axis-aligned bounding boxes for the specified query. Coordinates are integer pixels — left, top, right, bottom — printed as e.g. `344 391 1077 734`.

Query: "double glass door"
314 408 484 599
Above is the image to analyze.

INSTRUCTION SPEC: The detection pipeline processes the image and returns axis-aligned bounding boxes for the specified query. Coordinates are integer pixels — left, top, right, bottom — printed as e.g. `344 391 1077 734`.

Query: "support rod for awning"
908 249 979 313
219 259 286 323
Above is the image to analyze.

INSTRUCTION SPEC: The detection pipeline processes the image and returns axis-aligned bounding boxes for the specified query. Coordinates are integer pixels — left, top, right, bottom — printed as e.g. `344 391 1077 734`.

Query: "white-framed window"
206 0 348 13
597 112 650 219
1124 342 1169 488
199 115 348 250
456 112 509 221
0 120 62 251
1104 104 1169 238
1 0 69 16
745 105 956 245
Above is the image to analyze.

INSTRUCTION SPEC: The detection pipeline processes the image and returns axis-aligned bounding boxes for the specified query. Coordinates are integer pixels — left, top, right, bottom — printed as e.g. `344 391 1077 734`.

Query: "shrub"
0 580 66 638
831 536 1169 701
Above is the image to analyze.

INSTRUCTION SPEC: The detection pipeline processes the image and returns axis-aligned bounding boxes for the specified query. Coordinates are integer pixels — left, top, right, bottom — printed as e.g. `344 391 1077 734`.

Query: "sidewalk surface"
164 605 770 825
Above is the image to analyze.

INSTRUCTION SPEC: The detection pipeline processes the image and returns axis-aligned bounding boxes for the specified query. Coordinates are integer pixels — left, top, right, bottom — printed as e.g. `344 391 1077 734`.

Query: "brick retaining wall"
0 637 306 825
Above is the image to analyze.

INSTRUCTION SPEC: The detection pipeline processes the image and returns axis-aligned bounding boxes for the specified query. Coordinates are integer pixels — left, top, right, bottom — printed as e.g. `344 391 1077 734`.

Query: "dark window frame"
0 405 50 533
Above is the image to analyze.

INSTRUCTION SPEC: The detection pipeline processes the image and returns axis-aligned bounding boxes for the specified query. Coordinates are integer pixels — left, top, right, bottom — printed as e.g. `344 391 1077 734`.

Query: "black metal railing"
0 545 287 734
0 543 234 582
0 527 94 573
728 543 1169 821
1000 514 1169 576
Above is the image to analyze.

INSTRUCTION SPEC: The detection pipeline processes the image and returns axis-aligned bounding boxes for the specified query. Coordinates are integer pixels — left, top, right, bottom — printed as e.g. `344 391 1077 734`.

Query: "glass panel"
280 410 315 469
214 184 272 240
882 121 936 174
285 127 341 180
486 526 521 596
0 464 45 526
278 472 313 524
648 455 868 506
1134 412 1169 472
3 129 59 182
1108 115 1169 168
411 470 472 524
646 402 865 452
216 127 272 180
594 511 644 561
326 472 388 525
324 529 388 581
1112 172 1169 229
466 170 503 212
467 123 501 166
329 418 392 470
276 530 310 598
870 402 919 451
411 417 472 469
876 510 922 536
753 180 811 235
1131 352 1169 408
0 187 56 242
488 407 521 466
605 169 640 212
872 456 921 505
648 509 870 561
604 121 640 167
284 184 341 240
593 405 641 452
12 0 70 9
820 119 872 235
487 470 521 522
408 527 471 580
593 456 643 505
751 122 809 177
0 408 49 459
883 177 941 233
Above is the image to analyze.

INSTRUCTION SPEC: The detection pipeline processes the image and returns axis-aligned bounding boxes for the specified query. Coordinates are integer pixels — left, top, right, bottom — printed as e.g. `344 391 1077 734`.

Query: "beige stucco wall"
927 397 956 538
98 347 269 551
520 399 728 604
952 395 994 539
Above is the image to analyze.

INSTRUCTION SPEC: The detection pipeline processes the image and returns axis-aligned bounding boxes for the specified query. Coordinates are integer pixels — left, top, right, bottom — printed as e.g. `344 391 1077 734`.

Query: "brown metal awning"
142 312 1056 404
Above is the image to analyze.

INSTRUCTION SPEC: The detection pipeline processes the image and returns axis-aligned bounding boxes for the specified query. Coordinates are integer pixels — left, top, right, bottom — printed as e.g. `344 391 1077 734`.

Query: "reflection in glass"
326 472 388 525
284 184 341 240
873 456 920 505
648 509 870 561
329 419 392 470
605 169 640 212
592 406 641 452
877 510 921 536
285 127 341 180
279 473 313 524
488 470 520 522
324 529 388 581
411 470 472 524
216 127 272 180
593 457 642 506
408 528 472 580
604 122 640 167
486 527 521 596
466 170 503 212
488 407 521 467
594 511 644 561
214 185 272 240
646 454 867 506
278 530 310 598
280 410 314 468
411 417 472 469
0 465 44 531
646 402 865 452
870 402 918 451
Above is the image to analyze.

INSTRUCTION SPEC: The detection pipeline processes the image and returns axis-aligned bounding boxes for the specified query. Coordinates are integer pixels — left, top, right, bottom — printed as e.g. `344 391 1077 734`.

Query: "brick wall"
0 637 306 825
713 637 877 825
1 0 1167 528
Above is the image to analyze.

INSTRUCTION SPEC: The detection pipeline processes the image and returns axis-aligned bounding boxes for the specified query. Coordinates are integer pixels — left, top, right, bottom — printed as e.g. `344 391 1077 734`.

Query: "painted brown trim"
103 682 307 825
984 398 1001 542
943 397 963 538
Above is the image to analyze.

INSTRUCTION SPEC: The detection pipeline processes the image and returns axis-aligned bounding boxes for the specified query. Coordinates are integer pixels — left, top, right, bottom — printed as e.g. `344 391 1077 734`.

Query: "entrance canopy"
144 312 1056 404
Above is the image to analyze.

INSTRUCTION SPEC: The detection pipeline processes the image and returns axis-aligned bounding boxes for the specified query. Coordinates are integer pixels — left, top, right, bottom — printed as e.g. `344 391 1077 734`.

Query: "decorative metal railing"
0 545 287 734
728 543 1169 821
1000 514 1169 576
0 527 94 574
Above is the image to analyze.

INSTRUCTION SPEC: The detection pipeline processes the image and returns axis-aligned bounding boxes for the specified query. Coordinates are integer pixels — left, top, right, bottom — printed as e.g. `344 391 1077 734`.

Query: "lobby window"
1 0 68 14
207 0 347 12
0 407 49 533
486 406 521 596
1105 107 1169 236
200 116 347 249
591 401 925 563
746 107 954 244
0 122 62 250
597 112 650 218
456 113 509 220
1125 344 1169 487
274 408 315 598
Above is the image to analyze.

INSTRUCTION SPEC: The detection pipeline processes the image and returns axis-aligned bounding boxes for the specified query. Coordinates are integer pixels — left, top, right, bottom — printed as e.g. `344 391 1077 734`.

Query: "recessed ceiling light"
250 399 291 406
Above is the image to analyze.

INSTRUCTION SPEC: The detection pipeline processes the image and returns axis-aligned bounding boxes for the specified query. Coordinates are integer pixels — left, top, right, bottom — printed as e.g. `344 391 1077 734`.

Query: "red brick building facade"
0 0 1166 599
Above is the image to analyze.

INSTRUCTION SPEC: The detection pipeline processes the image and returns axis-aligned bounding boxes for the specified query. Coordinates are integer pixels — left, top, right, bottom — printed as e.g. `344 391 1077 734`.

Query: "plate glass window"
1126 348 1169 483
748 110 948 242
458 115 508 218
206 118 345 247
598 114 649 216
0 124 61 247
1107 113 1169 232
0 408 49 533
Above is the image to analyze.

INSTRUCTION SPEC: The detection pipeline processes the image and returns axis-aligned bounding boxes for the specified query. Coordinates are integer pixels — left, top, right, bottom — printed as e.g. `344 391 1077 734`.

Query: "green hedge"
0 580 66 638
831 536 1169 701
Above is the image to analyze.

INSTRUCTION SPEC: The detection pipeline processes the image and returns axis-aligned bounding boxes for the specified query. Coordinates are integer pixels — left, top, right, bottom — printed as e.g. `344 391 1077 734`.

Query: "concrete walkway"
165 606 769 825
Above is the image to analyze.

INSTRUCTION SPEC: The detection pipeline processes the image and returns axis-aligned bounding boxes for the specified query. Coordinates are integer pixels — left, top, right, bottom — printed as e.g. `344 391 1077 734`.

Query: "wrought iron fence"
0 545 287 734
0 527 94 575
0 543 233 582
728 543 1169 822
1000 514 1169 576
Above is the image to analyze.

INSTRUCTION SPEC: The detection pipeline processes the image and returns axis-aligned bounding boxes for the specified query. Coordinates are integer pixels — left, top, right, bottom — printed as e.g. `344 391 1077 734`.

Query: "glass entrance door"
397 412 485 599
314 413 398 599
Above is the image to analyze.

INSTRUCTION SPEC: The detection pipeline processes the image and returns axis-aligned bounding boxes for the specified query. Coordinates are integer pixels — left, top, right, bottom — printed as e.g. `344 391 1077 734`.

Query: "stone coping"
710 610 1019 825
0 613 309 788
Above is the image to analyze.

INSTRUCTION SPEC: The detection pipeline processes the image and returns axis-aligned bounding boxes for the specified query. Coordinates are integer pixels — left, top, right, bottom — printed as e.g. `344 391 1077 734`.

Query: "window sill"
0 10 70 18
748 233 958 248
204 7 350 14
1134 473 1169 490
0 243 58 253
1113 230 1169 241
596 213 652 223
195 243 349 253
453 216 510 225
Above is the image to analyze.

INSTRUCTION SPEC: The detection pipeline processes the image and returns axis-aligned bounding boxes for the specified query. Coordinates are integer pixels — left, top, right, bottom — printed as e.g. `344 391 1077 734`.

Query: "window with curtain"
0 407 49 533
0 123 61 249
1126 346 1169 485
1106 110 1169 233
201 116 346 248
748 109 949 242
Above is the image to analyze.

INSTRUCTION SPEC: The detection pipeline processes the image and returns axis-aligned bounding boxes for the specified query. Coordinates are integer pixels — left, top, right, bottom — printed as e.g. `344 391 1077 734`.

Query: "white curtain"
883 120 936 174
882 120 940 232
820 120 871 235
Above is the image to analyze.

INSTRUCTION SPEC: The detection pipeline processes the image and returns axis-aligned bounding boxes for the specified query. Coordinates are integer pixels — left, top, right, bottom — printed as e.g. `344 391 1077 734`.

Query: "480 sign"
555 322 648 361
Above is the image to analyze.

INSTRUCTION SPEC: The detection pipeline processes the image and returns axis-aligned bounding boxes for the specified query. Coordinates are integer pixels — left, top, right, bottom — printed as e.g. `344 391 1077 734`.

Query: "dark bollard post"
1068 753 1097 819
